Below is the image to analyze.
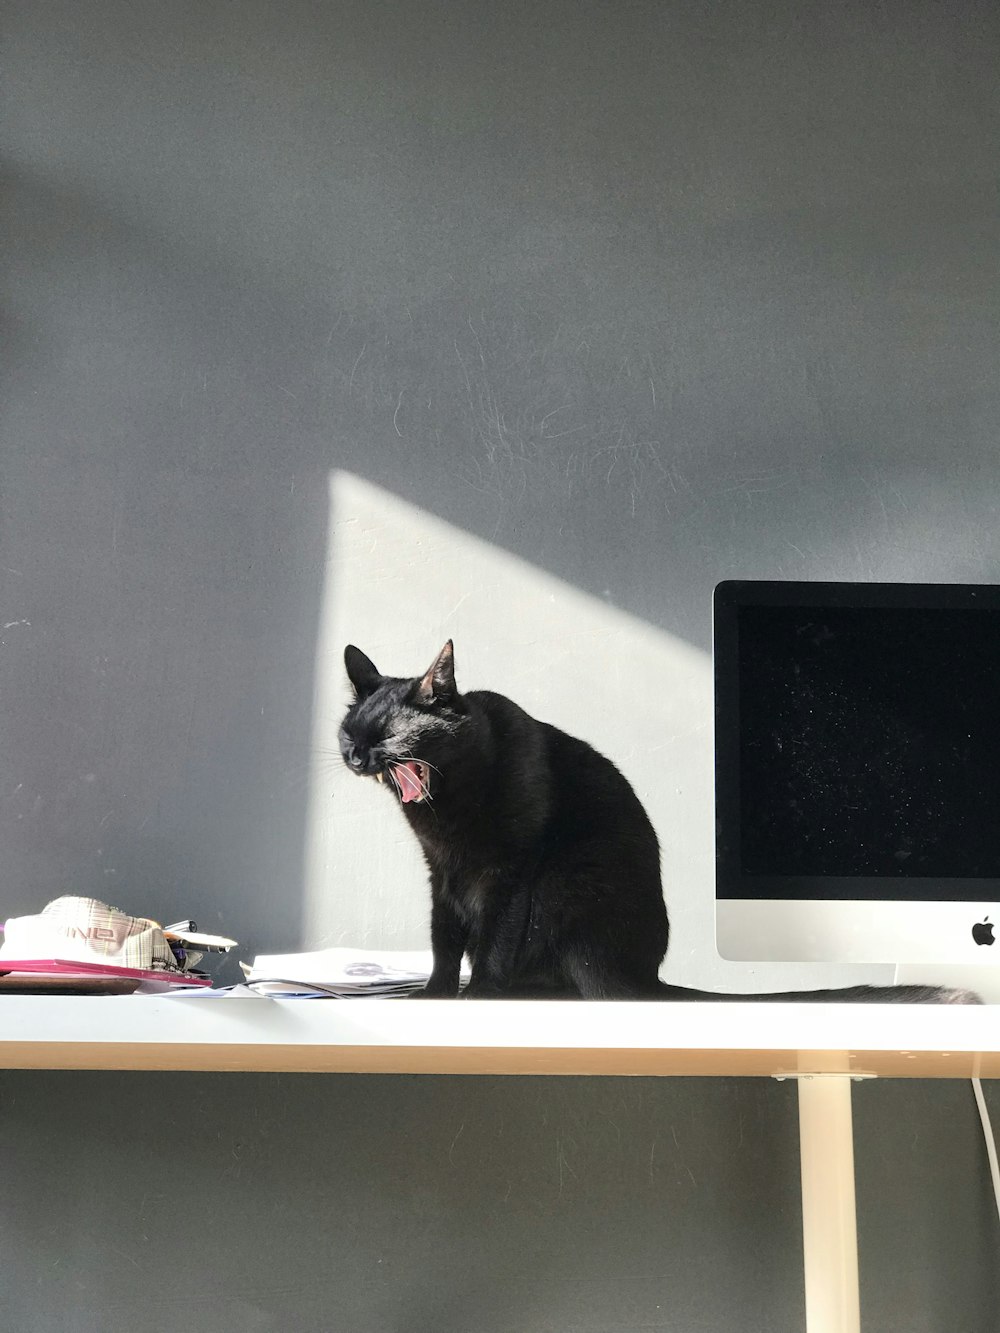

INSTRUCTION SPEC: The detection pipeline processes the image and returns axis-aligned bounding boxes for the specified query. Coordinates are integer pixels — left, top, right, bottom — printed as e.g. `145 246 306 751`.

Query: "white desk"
3 997 997 1333
0 994 996 1074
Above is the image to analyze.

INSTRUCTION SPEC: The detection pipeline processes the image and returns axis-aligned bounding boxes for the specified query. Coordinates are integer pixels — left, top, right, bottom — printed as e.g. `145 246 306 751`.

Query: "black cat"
340 641 977 1004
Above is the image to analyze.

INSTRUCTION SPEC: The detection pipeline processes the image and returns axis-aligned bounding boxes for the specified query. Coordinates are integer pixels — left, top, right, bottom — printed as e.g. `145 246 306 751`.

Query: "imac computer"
714 579 1000 997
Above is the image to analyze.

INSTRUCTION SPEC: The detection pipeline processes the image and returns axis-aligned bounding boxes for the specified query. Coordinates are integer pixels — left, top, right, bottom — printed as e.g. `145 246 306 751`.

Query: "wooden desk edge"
3 1043 1000 1076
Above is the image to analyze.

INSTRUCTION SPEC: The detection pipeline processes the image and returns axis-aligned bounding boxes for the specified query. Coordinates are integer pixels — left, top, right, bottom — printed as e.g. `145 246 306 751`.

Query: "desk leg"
797 1076 861 1333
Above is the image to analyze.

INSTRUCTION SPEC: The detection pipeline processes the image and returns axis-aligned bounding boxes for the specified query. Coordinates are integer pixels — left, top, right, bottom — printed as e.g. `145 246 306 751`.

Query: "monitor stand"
893 963 1000 1004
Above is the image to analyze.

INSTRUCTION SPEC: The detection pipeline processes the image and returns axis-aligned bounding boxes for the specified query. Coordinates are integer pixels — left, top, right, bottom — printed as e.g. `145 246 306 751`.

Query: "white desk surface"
0 995 997 1077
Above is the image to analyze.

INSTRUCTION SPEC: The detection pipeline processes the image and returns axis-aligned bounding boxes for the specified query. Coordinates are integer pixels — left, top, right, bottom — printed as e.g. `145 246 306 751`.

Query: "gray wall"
4 2 1000 1329
4 1072 1000 1333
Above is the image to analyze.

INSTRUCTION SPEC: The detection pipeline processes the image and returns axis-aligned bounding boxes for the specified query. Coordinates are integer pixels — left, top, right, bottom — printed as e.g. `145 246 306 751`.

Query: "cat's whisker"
398 753 436 802
390 749 441 776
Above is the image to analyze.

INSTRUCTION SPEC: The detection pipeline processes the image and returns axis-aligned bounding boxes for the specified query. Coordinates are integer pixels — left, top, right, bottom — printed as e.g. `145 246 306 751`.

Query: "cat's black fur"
340 641 978 1004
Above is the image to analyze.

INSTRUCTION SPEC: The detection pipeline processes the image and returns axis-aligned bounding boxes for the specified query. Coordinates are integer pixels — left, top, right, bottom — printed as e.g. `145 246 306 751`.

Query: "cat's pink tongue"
392 762 423 803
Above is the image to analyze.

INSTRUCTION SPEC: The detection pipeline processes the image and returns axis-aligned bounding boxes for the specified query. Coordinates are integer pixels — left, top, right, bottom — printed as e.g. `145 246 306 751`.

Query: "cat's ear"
417 640 456 705
344 645 383 699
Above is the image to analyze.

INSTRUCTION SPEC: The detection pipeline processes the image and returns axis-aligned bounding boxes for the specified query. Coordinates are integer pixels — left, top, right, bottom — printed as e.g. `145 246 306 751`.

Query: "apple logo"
972 917 996 947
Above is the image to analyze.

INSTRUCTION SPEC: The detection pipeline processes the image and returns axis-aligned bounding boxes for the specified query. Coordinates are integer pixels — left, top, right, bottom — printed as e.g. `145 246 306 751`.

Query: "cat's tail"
654 981 982 1005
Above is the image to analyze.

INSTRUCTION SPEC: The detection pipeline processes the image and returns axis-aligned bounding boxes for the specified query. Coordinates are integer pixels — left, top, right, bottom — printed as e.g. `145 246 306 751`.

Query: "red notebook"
0 958 212 986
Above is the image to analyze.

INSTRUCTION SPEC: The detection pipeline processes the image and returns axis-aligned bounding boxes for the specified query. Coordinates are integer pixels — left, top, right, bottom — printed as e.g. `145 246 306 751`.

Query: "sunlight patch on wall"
303 470 713 976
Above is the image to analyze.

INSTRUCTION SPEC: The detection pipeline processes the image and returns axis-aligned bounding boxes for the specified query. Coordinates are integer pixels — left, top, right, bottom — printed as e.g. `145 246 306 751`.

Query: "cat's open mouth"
376 761 429 804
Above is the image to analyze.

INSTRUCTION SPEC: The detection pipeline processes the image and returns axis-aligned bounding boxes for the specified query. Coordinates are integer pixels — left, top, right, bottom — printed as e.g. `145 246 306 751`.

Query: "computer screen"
714 580 1000 966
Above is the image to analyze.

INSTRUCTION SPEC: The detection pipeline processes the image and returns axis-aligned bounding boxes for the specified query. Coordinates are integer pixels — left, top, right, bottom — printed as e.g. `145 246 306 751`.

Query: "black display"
714 582 1000 902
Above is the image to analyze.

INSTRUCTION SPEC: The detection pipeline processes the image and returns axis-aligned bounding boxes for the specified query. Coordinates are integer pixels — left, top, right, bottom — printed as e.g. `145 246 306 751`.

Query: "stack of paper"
241 947 470 998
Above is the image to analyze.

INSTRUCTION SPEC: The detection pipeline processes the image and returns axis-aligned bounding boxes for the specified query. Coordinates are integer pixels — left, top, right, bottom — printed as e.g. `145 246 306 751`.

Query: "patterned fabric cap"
1 896 181 971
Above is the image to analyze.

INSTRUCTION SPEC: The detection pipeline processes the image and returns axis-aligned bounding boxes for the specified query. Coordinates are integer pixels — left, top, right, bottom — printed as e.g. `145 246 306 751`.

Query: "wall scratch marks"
349 342 367 391
448 1120 466 1165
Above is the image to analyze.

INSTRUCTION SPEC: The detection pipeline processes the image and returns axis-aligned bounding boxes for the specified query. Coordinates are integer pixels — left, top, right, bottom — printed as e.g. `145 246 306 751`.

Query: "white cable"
972 1077 1000 1229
